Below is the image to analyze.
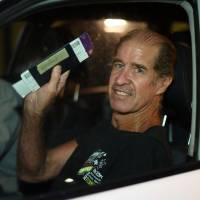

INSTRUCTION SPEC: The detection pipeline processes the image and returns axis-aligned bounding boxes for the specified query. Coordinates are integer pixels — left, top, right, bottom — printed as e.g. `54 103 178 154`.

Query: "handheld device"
12 32 93 98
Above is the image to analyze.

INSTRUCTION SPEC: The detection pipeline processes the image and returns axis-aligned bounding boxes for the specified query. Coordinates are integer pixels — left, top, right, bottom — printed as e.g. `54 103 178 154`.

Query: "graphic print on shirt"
77 149 107 186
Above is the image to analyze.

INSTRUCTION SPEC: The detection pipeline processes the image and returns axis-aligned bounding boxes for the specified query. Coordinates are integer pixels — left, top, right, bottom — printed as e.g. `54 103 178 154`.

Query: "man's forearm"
17 66 71 182
17 111 47 180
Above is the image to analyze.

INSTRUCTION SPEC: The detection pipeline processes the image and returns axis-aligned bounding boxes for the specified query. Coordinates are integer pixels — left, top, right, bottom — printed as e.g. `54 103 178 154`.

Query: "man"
18 29 176 191
0 79 22 193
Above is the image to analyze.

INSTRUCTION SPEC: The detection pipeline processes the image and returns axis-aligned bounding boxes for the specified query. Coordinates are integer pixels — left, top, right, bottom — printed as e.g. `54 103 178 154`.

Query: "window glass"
0 2 195 199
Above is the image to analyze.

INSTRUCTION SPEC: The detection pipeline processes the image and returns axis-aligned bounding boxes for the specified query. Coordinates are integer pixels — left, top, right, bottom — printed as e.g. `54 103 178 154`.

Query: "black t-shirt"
52 120 172 191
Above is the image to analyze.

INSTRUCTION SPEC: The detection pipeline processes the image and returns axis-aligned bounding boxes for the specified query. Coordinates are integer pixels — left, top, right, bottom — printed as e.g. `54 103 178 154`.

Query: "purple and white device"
13 32 93 98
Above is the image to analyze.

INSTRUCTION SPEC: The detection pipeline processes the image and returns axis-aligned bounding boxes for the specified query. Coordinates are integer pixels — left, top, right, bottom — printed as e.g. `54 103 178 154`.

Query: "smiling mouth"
113 88 132 96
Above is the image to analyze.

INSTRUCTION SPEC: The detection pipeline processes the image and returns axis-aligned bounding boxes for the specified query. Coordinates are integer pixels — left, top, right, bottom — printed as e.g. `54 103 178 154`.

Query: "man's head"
108 29 176 114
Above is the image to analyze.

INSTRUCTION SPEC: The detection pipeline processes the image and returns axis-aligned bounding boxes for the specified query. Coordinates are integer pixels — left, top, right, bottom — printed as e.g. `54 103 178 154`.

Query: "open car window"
0 0 200 199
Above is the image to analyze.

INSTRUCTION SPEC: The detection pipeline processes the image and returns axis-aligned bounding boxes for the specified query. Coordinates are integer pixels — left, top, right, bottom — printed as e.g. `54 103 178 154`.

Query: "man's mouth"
113 87 132 96
115 90 129 96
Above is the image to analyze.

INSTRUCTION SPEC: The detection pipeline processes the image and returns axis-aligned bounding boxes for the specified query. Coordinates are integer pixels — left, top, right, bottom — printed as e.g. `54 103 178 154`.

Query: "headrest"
164 42 192 127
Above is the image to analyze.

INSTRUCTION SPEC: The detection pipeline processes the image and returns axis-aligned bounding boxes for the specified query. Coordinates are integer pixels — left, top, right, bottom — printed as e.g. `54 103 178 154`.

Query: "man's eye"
113 62 124 69
134 67 145 73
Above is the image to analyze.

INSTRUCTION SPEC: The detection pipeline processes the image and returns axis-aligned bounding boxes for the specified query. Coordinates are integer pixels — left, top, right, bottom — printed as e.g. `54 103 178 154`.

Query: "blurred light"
104 19 127 27
64 178 74 183
170 21 189 33
104 19 128 33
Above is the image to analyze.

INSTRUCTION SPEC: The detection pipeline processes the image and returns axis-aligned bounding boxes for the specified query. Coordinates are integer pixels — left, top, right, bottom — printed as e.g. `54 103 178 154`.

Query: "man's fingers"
48 65 62 92
57 70 70 93
61 70 70 82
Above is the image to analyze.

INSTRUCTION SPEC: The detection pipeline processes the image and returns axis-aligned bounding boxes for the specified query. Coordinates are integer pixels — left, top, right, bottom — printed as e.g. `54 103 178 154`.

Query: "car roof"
0 0 189 26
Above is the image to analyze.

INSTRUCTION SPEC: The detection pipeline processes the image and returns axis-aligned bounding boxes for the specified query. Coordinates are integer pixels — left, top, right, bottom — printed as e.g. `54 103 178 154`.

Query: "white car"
0 0 199 199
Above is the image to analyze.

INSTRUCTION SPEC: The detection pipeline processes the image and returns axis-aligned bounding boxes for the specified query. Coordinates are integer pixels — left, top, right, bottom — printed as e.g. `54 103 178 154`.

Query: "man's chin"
110 99 135 114
111 106 132 115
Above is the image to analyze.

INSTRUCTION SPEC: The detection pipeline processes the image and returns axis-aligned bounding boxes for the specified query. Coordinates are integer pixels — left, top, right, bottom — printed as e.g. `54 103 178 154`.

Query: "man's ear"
156 76 173 95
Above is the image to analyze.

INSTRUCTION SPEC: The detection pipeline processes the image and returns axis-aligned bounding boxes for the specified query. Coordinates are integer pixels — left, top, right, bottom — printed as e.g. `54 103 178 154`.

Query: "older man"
18 29 176 190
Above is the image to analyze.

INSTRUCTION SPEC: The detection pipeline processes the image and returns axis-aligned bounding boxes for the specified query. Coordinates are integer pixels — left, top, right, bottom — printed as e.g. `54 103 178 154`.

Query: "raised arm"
17 66 78 183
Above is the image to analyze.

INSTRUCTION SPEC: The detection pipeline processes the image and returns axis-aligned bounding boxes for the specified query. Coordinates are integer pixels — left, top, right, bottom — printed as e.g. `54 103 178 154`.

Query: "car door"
0 0 200 199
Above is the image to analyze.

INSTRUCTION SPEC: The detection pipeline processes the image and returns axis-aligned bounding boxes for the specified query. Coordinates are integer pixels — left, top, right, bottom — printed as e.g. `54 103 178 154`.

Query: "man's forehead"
115 37 160 70
117 38 160 57
129 34 162 48
119 30 164 50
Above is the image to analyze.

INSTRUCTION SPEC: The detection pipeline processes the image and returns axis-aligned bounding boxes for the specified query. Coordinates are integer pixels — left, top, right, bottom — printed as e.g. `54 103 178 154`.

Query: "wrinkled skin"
108 39 172 132
109 40 169 115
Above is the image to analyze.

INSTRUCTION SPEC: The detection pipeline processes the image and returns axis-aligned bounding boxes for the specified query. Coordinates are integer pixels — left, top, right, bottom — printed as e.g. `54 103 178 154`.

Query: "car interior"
0 1 196 199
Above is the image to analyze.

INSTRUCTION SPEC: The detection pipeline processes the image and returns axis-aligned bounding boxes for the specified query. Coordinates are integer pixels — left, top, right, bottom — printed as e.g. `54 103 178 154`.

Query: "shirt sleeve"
0 79 22 156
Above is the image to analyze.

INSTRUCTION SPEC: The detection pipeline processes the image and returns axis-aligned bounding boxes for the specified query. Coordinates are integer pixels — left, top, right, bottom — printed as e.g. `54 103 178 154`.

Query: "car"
0 0 200 199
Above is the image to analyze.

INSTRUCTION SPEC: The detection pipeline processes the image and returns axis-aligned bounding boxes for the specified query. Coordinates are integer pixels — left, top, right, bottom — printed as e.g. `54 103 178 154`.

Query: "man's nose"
115 68 131 85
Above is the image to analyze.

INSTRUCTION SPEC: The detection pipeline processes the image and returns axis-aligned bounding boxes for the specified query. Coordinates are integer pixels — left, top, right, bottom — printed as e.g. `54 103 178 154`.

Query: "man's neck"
111 97 162 133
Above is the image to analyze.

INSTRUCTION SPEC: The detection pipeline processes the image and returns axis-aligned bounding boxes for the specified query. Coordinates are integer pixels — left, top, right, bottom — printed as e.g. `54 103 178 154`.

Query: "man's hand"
18 65 77 183
24 65 70 116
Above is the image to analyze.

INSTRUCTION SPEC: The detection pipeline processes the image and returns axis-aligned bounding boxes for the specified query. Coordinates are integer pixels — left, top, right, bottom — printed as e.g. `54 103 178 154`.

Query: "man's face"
108 39 163 114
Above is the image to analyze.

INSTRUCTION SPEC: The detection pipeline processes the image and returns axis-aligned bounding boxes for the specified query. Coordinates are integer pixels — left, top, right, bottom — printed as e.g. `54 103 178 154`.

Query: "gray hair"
115 29 176 78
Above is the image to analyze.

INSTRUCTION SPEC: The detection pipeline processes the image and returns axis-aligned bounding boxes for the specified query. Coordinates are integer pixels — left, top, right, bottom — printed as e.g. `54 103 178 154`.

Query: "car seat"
163 41 192 165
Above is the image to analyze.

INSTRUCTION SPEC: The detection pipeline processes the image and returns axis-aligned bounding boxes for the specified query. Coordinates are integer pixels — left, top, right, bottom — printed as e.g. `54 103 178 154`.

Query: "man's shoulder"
145 126 172 162
145 126 168 144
